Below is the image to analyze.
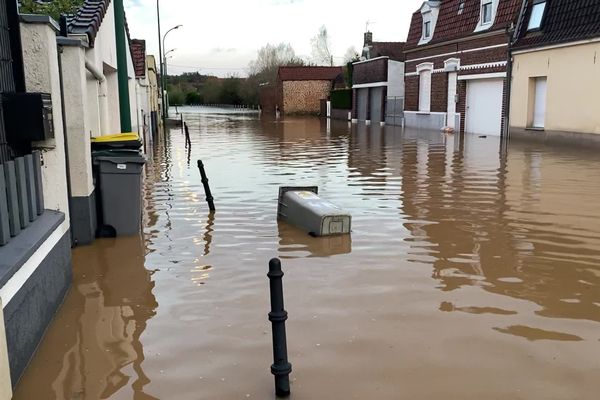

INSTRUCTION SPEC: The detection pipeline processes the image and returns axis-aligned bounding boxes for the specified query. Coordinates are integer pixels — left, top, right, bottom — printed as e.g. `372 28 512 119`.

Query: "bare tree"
311 25 333 66
343 46 360 64
249 43 304 81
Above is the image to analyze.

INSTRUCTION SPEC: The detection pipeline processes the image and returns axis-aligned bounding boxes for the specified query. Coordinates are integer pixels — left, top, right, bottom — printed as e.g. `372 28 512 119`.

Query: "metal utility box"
1 93 54 141
277 186 351 236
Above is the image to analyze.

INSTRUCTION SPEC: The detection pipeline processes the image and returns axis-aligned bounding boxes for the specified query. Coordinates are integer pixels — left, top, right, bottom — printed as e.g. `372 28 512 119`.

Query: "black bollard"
197 160 215 212
268 258 292 397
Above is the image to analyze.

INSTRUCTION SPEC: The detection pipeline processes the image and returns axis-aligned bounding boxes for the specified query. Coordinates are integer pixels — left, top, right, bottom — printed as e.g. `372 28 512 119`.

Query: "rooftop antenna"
365 20 376 32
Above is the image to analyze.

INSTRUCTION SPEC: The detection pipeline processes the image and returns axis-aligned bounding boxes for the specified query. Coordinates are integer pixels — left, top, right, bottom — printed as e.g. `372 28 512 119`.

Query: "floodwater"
14 108 600 399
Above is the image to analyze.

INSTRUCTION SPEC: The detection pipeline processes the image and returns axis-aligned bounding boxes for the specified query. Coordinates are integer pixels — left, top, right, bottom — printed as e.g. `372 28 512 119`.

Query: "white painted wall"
387 60 405 98
61 45 94 198
20 21 70 219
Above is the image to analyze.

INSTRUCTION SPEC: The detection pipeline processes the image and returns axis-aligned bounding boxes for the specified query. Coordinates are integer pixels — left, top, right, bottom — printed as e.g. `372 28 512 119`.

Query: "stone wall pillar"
20 16 70 221
60 39 96 245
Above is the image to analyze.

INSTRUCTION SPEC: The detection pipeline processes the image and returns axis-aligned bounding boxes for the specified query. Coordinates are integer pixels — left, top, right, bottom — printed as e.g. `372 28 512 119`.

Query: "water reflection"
14 236 158 399
278 220 352 258
14 109 600 399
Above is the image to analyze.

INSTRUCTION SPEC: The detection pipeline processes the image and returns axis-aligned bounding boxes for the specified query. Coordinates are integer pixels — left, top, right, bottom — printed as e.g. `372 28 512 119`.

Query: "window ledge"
526 127 545 131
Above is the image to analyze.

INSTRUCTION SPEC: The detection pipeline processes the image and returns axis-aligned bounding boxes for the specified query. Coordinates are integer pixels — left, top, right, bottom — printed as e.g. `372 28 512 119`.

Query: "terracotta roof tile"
278 66 343 81
130 39 146 78
67 0 111 47
405 0 522 50
514 0 600 50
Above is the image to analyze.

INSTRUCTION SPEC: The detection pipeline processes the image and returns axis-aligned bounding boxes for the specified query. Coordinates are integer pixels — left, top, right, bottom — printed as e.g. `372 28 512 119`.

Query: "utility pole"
157 0 165 134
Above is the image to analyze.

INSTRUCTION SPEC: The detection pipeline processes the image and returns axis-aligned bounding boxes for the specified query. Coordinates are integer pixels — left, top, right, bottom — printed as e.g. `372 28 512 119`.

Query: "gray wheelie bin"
94 152 146 236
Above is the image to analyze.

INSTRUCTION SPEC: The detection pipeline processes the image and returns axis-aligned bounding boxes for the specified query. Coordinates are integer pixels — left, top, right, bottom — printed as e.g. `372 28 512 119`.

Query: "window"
482 1 493 24
424 21 431 38
458 1 465 14
527 0 546 31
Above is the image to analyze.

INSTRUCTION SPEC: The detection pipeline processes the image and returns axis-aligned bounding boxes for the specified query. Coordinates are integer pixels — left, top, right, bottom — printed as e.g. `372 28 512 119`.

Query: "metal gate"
386 97 404 126
0 0 24 163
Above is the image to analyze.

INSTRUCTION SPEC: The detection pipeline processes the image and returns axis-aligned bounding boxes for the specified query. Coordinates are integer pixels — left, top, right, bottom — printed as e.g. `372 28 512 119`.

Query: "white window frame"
527 0 547 31
417 62 434 112
474 0 500 32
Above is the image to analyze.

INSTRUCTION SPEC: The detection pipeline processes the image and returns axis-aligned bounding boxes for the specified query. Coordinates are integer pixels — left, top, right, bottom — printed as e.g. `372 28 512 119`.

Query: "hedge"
331 89 352 110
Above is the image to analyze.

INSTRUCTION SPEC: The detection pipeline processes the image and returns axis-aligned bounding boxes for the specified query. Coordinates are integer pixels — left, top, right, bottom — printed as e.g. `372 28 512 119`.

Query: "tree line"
167 26 360 106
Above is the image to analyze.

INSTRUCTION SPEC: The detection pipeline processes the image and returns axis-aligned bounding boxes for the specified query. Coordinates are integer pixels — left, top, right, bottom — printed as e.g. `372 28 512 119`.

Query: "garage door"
357 88 368 121
369 87 384 124
465 79 503 136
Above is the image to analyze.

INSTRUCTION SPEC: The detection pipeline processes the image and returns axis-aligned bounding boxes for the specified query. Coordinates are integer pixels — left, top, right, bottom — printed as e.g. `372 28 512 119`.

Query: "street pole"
161 25 182 120
156 0 165 135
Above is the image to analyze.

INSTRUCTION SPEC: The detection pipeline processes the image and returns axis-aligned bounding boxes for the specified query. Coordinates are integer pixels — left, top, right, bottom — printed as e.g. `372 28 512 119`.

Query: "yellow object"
91 132 139 143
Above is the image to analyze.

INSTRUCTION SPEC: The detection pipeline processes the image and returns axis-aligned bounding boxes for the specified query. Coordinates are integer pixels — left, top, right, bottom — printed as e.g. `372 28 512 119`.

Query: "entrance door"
532 77 547 128
369 87 383 124
465 78 503 136
357 88 368 121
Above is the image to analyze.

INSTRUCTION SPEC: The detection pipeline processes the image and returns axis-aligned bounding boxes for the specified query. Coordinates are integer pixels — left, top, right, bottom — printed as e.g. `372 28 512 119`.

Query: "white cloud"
125 0 423 77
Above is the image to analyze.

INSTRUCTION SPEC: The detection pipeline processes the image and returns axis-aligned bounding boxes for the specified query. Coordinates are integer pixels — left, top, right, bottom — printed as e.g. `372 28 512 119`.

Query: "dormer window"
482 1 493 24
527 0 547 31
474 0 499 32
424 21 431 38
418 1 441 45
458 1 465 15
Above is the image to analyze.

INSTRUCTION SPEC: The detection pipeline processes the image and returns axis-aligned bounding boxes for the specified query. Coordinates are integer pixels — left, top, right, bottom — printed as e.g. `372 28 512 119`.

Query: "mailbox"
1 93 54 141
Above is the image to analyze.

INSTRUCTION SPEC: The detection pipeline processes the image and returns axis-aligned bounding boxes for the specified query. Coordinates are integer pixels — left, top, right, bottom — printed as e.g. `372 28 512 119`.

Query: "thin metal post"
268 258 292 397
197 160 215 212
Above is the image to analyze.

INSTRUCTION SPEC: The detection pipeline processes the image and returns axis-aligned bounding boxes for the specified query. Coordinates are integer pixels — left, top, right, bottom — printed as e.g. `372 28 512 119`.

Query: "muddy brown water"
14 110 600 399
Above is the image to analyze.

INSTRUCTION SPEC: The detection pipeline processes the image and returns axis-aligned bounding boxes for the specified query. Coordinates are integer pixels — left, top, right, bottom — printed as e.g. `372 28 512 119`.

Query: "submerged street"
14 109 600 399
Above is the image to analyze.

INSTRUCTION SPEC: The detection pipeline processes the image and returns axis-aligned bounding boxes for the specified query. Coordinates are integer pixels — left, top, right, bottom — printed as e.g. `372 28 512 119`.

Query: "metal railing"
0 151 45 246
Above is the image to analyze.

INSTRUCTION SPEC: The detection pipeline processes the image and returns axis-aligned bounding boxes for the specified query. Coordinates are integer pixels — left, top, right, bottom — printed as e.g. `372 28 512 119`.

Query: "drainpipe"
85 59 110 135
113 0 132 132
57 45 74 245
505 0 529 141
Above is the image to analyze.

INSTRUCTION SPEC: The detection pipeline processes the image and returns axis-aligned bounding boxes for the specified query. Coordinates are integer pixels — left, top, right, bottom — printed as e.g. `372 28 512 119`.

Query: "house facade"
509 0 600 145
352 32 405 125
404 0 522 135
277 66 343 115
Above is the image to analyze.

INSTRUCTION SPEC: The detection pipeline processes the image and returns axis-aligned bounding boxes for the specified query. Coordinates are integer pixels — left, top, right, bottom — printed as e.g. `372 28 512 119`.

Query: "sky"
124 0 424 77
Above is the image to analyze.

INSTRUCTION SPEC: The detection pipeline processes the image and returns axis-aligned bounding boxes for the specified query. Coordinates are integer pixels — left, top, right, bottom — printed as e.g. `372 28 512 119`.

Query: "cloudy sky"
125 0 423 77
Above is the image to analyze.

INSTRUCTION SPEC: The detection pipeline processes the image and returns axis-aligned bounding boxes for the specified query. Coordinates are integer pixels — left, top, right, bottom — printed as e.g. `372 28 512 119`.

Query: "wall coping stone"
0 211 65 289
19 14 60 32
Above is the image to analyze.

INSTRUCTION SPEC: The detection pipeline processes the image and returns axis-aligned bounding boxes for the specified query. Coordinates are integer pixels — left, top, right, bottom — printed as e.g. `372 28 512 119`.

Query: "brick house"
404 0 522 135
276 66 343 115
509 0 600 146
352 32 405 125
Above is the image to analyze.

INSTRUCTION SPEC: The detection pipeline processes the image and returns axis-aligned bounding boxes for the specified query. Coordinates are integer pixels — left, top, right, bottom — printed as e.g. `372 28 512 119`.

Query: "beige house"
509 0 600 145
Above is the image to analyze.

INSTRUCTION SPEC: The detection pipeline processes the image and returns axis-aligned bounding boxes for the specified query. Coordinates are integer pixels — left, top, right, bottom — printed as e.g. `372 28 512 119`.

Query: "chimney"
364 31 373 47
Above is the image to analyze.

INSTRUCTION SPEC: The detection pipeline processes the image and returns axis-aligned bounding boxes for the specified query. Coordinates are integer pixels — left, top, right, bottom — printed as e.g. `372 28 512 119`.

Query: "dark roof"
405 0 522 50
67 0 111 47
513 0 600 50
130 39 146 78
371 42 406 61
278 66 343 81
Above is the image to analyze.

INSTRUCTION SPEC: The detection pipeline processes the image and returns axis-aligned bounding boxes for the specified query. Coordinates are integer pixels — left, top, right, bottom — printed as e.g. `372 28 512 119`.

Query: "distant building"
403 0 522 135
509 0 600 145
274 66 343 115
352 32 405 125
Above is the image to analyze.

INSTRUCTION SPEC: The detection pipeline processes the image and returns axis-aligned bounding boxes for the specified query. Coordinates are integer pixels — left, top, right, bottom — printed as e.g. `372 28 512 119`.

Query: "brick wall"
353 58 388 84
282 80 331 114
404 31 511 133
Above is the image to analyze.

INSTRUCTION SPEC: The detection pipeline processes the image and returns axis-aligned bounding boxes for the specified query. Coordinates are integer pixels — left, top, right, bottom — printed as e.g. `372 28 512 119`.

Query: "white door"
447 72 457 128
532 77 547 128
465 78 504 136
